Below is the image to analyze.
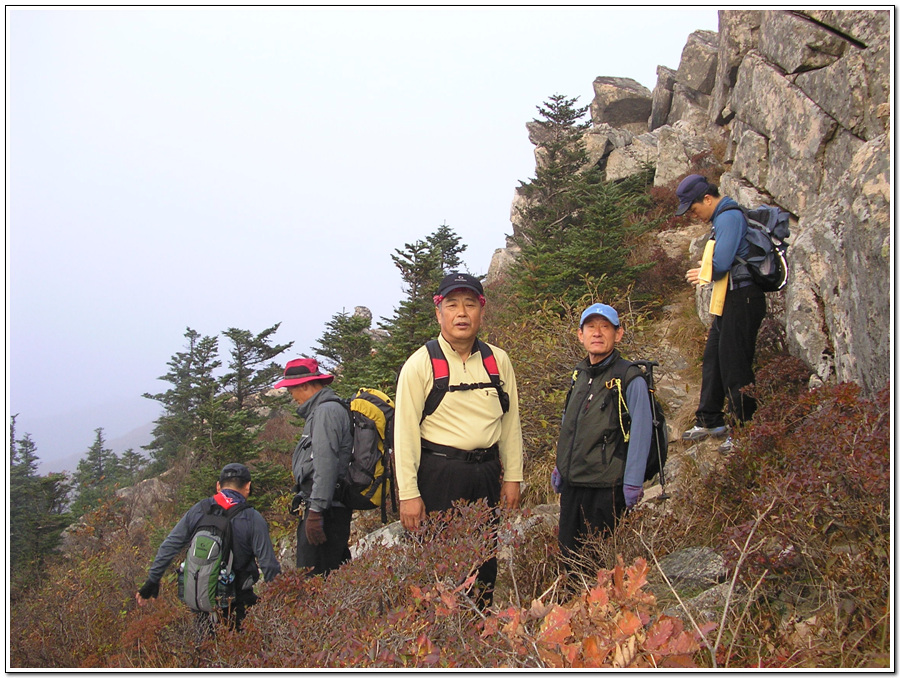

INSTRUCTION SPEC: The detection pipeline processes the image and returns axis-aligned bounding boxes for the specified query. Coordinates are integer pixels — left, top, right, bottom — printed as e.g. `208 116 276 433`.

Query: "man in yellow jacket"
394 272 524 607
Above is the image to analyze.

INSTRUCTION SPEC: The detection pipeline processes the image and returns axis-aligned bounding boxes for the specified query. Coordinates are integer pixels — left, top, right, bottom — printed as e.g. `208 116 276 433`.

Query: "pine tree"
511 94 655 309
117 448 147 484
371 225 470 390
313 309 380 397
10 419 71 589
221 324 293 411
71 428 121 516
143 328 221 468
427 221 467 274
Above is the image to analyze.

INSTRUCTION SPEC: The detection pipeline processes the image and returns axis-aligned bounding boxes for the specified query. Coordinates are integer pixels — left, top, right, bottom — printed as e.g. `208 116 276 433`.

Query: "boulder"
731 128 769 188
758 11 846 74
649 66 677 132
718 172 773 212
730 51 837 215
785 134 890 395
675 30 719 95
583 123 634 168
793 49 871 140
666 83 711 132
485 242 520 286
656 546 727 592
605 132 658 182
709 10 762 125
663 582 747 625
799 8 892 47
653 123 714 187
590 76 652 135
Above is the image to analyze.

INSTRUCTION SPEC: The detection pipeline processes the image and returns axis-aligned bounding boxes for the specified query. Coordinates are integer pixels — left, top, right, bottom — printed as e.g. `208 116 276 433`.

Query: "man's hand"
136 580 159 607
400 497 426 531
500 481 521 510
685 265 704 286
305 510 327 545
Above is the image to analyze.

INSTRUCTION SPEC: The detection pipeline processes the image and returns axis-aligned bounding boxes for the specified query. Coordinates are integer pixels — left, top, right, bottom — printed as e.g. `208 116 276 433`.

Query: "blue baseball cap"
675 174 711 216
579 303 620 328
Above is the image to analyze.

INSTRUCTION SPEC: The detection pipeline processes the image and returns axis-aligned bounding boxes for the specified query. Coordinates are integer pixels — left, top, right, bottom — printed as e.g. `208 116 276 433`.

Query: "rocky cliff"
495 9 891 396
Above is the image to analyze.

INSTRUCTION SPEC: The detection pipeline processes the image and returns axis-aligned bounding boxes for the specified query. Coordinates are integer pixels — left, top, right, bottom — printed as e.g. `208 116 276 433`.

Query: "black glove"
305 510 327 546
290 493 304 516
138 580 160 599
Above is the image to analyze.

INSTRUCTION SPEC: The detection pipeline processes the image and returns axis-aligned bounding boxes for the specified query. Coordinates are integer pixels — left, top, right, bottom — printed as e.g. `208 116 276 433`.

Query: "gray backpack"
177 500 249 614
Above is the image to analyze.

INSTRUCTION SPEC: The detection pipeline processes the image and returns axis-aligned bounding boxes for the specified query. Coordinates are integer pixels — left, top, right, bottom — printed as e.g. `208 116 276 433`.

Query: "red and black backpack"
420 338 510 423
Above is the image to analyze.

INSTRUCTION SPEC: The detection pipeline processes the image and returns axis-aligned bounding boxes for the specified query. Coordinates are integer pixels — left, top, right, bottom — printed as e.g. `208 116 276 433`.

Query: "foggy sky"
7 7 719 467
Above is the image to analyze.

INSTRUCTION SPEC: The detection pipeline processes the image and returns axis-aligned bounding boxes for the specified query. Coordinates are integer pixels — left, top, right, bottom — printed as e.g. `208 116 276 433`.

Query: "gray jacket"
292 387 353 512
146 490 281 588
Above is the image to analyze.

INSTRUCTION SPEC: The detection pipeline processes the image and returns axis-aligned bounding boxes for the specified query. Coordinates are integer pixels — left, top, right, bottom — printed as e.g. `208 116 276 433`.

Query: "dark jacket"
555 350 652 488
146 489 281 593
292 386 353 512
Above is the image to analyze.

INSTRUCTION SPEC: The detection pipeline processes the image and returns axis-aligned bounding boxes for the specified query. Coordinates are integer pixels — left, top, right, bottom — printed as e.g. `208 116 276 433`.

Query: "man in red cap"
274 358 353 576
394 272 524 608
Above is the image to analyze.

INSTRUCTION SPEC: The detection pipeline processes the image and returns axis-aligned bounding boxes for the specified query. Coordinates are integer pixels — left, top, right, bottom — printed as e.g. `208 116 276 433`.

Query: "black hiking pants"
297 505 352 576
696 283 767 428
417 449 502 609
558 484 626 564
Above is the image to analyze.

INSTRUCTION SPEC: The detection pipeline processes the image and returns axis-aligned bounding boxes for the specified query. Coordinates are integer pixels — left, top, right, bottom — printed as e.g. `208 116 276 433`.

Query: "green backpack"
177 500 249 614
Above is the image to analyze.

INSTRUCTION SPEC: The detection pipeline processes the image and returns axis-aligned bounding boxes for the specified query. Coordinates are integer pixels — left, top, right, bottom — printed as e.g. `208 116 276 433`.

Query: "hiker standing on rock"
135 463 281 634
553 303 652 562
394 272 524 608
276 358 353 577
677 174 767 453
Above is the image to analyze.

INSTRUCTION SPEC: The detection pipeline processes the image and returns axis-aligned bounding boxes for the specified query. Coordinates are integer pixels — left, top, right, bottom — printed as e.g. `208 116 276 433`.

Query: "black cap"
436 272 484 298
219 463 251 484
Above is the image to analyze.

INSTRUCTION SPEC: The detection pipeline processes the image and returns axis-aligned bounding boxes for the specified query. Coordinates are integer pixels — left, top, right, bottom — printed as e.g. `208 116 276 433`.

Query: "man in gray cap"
136 462 281 634
554 302 652 562
675 174 767 452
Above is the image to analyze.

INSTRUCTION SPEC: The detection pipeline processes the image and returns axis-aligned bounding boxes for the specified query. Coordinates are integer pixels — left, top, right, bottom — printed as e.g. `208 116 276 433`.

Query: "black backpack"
721 204 791 292
177 500 250 614
421 338 510 422
606 359 669 486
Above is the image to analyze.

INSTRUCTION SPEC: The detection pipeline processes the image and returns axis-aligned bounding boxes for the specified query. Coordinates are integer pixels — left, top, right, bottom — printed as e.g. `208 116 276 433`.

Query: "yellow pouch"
710 273 728 316
700 238 727 316
699 239 715 284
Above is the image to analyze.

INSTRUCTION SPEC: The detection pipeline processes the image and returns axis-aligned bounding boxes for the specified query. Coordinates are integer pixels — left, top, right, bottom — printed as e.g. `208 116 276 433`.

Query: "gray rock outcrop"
493 9 890 397
590 77 652 135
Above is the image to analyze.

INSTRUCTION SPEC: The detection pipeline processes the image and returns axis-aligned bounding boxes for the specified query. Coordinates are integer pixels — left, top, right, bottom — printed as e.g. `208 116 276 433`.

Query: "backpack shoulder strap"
475 339 510 414
421 339 449 423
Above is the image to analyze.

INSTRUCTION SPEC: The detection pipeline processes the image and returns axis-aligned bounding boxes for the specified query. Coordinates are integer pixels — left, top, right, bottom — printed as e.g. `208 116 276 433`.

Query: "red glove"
305 510 327 545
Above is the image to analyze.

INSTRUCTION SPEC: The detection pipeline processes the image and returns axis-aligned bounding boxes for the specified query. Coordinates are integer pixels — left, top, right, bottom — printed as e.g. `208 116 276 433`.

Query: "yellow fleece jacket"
393 334 524 501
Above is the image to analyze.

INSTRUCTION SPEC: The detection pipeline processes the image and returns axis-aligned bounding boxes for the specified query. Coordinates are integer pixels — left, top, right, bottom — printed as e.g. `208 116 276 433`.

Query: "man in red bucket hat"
274 358 353 576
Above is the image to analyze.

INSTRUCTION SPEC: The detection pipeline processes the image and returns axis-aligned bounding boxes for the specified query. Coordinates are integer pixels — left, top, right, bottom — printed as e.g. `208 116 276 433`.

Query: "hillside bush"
691 356 891 668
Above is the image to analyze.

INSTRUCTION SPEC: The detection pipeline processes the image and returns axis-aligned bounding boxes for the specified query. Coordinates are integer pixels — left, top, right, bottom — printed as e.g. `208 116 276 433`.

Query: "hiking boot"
718 437 734 454
681 425 728 441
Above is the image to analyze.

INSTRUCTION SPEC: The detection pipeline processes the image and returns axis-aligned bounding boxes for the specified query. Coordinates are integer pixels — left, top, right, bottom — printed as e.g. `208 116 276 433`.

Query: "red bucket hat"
273 358 334 389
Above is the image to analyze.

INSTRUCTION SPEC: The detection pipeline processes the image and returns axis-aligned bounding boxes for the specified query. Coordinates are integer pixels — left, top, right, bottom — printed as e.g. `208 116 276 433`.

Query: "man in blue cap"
675 174 767 452
554 303 652 563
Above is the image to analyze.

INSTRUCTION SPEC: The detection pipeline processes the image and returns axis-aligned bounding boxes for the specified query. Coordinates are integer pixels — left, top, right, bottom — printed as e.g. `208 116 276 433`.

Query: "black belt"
421 440 500 464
